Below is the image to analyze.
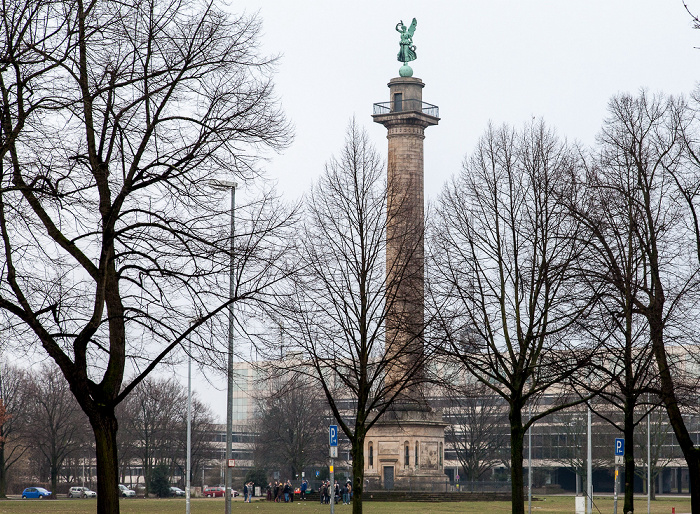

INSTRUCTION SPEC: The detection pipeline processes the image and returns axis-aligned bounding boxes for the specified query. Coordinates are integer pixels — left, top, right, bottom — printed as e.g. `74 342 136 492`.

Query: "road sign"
330 446 338 458
615 455 623 465
614 438 624 456
329 425 338 447
227 459 235 468
316 471 320 477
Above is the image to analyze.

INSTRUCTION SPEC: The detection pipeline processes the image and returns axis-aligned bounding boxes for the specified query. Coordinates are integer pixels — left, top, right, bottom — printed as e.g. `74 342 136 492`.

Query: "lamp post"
186 338 192 514
210 180 237 514
587 403 592 514
528 404 532 514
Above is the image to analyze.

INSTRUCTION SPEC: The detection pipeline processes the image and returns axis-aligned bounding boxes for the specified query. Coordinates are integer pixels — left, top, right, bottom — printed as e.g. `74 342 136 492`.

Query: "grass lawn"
0 496 691 514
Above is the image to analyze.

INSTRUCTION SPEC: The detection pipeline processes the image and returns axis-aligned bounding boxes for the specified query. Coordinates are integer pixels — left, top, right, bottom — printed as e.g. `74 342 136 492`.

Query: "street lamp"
186 337 192 514
209 179 237 514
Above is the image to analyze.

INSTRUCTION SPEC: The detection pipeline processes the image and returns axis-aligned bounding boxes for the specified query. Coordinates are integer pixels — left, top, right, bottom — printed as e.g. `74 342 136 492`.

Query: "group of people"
265 479 301 502
258 478 352 505
319 479 352 505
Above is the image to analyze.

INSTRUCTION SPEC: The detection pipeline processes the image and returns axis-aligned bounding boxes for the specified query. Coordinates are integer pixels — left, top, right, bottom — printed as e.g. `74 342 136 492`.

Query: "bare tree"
0 361 30 497
443 381 508 483
563 108 675 513
119 377 184 495
269 121 427 514
172 396 217 488
252 371 328 480
0 0 292 510
25 364 90 495
586 91 700 511
429 121 592 514
544 410 598 495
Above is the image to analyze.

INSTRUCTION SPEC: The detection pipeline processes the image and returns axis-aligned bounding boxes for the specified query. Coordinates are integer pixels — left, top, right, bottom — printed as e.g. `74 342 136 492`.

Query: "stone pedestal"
364 406 447 491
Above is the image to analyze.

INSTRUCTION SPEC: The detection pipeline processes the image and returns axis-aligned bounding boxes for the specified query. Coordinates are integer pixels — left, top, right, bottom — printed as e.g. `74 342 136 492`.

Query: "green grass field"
0 496 691 514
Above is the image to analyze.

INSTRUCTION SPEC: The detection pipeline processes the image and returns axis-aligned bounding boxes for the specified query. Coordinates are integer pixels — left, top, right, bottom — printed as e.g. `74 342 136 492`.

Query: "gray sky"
245 0 699 201
186 0 700 422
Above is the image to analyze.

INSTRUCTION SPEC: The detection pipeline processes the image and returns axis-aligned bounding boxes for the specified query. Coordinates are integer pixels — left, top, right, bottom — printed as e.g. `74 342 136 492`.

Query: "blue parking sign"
615 438 624 456
329 425 338 447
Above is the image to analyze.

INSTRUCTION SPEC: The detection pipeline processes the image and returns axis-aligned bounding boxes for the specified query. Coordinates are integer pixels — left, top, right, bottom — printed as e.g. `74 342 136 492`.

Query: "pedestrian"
243 482 249 503
283 480 290 503
267 483 272 501
341 482 348 505
334 480 340 504
301 478 307 500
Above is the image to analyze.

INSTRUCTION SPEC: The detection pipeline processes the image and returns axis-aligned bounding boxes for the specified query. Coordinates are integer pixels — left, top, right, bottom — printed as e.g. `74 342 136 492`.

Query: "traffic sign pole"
329 426 338 514
613 438 624 514
614 466 619 514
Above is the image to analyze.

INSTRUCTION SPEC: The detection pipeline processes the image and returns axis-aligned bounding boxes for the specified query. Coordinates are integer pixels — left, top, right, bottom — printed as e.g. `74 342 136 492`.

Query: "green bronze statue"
396 18 417 77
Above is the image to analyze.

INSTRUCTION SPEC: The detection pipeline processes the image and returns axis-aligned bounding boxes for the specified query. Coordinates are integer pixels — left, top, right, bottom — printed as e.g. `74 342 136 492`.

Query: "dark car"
21 487 51 499
203 486 224 498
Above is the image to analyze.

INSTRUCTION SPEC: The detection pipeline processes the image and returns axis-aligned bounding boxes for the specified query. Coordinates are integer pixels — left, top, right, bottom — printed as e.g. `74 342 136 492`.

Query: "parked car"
21 487 51 499
203 486 224 498
231 489 239 497
118 484 136 497
69 486 96 498
170 486 185 497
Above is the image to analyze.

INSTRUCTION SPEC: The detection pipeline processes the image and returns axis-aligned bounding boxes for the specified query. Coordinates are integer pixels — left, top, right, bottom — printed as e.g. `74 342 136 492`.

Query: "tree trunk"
623 403 634 514
51 459 58 498
351 432 365 514
509 407 526 514
0 443 7 498
91 411 120 514
649 311 700 513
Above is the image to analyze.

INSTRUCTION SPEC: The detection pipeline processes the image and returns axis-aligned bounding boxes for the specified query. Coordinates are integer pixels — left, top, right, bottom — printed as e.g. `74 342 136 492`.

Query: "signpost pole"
614 438 624 514
614 466 619 514
330 459 335 514
330 425 338 514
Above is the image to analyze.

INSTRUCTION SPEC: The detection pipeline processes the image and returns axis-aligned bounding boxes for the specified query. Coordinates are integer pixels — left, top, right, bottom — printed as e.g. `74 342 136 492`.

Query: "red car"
203 486 225 498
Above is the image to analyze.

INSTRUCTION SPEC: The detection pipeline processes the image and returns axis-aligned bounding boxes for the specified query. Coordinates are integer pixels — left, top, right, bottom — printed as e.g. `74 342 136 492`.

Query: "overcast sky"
181 0 700 422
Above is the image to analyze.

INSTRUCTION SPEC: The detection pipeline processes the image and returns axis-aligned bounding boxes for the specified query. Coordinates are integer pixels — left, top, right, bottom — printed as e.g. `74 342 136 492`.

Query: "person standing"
243 482 249 503
301 478 308 500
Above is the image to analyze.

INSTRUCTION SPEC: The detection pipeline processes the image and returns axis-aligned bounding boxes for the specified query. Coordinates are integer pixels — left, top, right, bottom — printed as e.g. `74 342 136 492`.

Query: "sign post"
330 425 338 514
614 438 624 514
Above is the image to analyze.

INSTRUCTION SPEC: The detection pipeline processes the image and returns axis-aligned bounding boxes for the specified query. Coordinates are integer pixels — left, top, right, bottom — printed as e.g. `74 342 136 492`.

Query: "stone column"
366 77 444 491
372 77 439 404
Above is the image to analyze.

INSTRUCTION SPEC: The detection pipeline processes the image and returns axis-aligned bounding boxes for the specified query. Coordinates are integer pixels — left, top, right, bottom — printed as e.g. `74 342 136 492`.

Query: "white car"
118 484 136 497
68 486 96 498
